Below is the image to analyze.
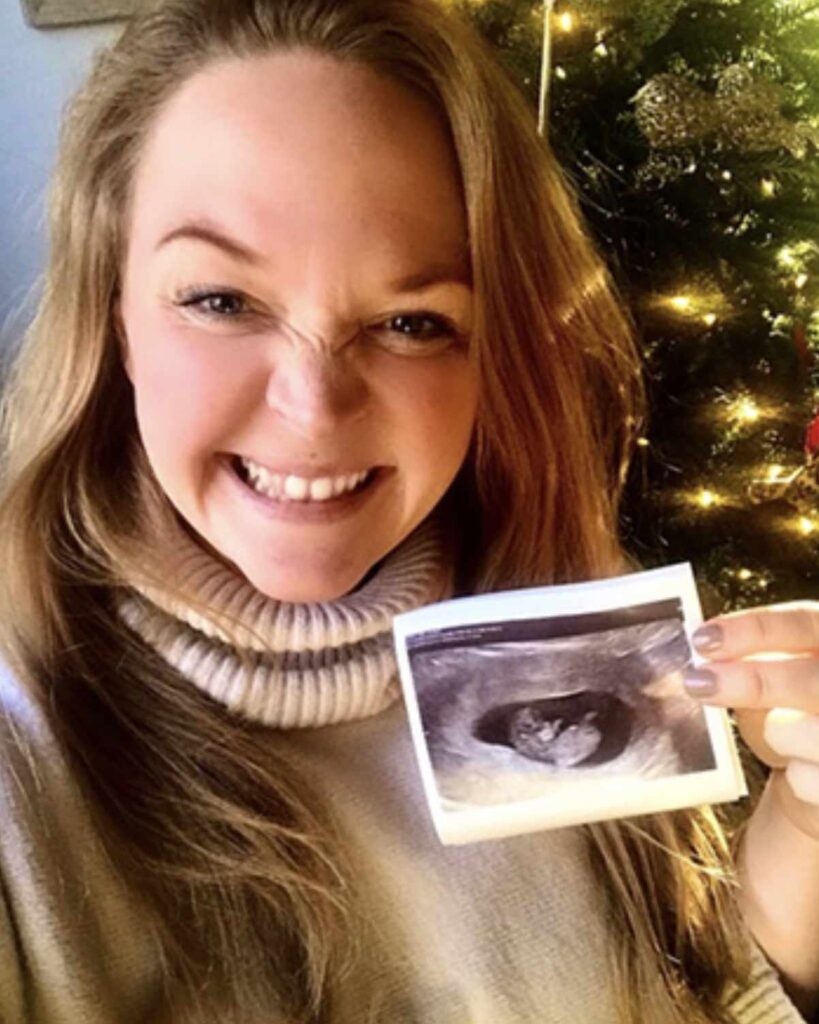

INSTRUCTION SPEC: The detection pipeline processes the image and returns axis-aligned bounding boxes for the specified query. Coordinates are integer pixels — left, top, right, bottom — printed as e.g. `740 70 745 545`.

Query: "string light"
730 566 773 591
661 286 731 321
728 396 761 424
795 273 808 290
695 489 719 509
760 178 777 197
778 246 797 269
594 41 609 57
636 437 650 447
798 516 817 536
557 11 575 31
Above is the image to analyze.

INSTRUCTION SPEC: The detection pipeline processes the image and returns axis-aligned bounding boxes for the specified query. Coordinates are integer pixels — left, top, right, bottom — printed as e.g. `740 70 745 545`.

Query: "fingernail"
692 624 723 653
683 668 719 696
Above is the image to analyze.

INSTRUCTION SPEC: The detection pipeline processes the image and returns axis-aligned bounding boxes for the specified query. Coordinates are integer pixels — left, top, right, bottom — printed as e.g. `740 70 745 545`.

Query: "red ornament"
805 409 819 456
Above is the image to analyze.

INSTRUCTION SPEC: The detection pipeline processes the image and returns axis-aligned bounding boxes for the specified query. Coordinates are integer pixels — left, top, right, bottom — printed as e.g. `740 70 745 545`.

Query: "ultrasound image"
408 614 716 806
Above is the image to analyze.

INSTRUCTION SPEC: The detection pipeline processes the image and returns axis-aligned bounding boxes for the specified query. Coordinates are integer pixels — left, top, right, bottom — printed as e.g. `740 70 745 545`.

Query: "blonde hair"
0 0 762 1021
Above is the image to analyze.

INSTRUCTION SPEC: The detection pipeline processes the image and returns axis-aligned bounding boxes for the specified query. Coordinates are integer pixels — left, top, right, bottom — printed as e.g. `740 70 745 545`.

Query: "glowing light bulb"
703 313 717 326
558 12 575 31
594 42 609 56
670 295 693 312
760 178 776 197
697 489 718 509
778 246 797 268
636 437 650 447
732 397 760 423
798 516 816 535
737 568 753 580
555 66 567 80
795 273 808 290
766 464 786 481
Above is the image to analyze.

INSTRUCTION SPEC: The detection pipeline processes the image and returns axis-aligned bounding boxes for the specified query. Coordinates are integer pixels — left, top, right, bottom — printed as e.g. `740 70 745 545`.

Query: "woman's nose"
264 343 369 435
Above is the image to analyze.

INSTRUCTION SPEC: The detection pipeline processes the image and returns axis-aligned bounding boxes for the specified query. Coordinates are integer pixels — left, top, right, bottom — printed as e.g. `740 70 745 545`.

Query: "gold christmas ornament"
632 64 819 158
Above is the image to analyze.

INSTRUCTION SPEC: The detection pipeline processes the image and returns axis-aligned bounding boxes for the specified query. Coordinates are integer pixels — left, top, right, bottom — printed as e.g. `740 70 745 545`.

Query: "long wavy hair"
0 0 763 1021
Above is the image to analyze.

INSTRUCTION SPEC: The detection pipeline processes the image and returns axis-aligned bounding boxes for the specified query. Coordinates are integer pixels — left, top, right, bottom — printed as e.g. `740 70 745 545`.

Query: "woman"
0 0 816 1022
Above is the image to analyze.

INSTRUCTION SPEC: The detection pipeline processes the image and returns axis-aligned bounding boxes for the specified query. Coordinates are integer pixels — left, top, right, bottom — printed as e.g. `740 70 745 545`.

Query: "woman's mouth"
224 454 388 521
232 455 377 503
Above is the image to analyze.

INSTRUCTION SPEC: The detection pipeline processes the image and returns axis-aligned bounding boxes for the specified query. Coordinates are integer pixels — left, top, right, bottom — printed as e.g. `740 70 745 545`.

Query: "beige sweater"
0 510 809 1023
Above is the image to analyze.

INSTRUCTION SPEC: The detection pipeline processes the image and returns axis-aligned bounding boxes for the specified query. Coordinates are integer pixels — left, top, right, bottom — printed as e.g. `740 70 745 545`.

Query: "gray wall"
0 4 122 351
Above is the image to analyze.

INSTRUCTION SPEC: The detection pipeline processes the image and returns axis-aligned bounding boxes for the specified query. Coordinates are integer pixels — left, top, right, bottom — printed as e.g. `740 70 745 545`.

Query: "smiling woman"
116 48 479 602
0 1 807 1024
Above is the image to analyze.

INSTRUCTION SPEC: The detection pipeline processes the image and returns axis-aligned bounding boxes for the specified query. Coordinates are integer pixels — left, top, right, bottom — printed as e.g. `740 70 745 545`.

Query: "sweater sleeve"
721 939 810 1024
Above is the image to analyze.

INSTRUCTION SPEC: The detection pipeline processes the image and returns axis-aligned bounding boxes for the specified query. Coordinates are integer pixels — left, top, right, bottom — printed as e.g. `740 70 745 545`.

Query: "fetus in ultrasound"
509 705 603 767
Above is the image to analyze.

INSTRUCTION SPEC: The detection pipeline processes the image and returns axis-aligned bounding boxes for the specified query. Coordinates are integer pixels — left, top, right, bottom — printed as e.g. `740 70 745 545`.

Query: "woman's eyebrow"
156 222 262 266
155 220 473 291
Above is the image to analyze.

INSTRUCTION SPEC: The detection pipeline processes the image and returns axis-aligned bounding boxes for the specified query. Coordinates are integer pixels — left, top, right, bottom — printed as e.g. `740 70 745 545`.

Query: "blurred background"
2 0 817 615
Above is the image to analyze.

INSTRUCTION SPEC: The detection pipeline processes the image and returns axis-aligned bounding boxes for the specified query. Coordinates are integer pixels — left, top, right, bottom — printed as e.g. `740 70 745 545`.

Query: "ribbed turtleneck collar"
114 504 453 729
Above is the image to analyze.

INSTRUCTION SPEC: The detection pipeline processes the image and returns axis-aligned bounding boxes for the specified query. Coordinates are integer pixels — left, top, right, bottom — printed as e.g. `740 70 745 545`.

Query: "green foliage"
460 0 819 606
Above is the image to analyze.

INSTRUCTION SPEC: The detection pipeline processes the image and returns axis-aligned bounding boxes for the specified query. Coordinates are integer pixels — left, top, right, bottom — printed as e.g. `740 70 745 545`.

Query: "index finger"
692 602 819 660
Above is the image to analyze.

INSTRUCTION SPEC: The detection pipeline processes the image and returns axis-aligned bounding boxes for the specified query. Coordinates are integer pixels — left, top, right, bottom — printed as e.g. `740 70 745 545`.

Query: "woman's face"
118 50 479 602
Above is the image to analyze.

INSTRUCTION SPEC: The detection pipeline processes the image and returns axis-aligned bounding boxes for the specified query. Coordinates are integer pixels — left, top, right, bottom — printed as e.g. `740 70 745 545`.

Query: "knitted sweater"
0 508 809 1024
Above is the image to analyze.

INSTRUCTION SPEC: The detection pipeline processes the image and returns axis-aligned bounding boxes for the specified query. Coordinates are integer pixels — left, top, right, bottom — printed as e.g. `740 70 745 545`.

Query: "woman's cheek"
378 346 477 426
129 327 245 457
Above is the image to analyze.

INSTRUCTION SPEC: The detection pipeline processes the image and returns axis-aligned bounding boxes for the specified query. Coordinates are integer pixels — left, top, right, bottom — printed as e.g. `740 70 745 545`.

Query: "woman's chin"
239 563 378 604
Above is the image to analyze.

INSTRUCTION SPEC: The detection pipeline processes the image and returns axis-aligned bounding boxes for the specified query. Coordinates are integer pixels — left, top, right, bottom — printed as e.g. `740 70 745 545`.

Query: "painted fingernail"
683 668 719 696
692 624 723 653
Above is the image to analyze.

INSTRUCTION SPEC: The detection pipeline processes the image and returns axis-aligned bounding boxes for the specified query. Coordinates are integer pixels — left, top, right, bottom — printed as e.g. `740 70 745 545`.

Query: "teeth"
308 478 334 501
239 458 371 503
284 475 308 500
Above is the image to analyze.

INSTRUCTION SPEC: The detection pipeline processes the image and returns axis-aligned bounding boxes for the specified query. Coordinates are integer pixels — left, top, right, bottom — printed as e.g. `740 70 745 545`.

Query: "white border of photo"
392 563 748 845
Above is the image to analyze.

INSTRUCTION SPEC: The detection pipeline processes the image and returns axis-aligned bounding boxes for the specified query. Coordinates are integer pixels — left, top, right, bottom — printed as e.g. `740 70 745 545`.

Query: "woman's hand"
684 601 819 842
683 602 819 1019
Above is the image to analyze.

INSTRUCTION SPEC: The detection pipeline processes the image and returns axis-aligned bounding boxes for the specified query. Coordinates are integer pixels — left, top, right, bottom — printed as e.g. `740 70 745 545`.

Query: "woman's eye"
380 312 459 346
171 290 463 349
173 288 253 322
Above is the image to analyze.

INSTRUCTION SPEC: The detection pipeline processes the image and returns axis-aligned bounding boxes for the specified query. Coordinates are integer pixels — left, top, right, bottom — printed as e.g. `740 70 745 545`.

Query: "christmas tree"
452 0 819 614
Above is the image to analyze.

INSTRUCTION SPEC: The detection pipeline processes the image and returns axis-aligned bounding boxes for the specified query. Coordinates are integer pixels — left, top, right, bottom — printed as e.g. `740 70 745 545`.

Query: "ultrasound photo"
392 564 748 844
408 605 713 806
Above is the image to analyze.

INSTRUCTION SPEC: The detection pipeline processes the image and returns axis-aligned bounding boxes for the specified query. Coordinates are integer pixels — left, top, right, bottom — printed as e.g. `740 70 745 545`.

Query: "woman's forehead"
126 51 468 264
